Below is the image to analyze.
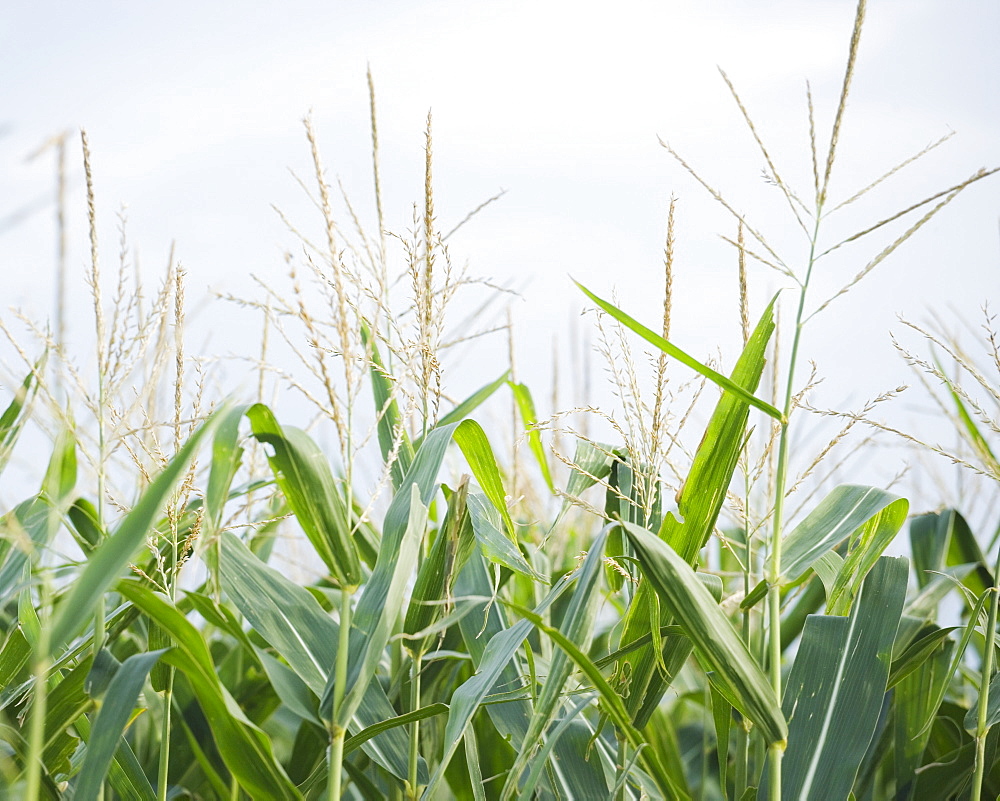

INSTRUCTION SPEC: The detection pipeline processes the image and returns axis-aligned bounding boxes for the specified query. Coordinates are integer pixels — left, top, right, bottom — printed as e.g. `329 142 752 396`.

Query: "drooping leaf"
452 418 515 537
118 580 301 800
821 495 909 615
618 297 777 729
246 403 361 588
624 522 785 745
776 484 907 585
467 492 543 580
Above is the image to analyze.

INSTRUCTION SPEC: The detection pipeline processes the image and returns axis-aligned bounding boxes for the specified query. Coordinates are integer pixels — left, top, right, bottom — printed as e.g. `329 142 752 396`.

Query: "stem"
615 737 627 801
328 588 353 801
407 654 422 799
157 672 174 801
25 576 52 801
971 538 1000 801
328 728 346 801
766 215 823 801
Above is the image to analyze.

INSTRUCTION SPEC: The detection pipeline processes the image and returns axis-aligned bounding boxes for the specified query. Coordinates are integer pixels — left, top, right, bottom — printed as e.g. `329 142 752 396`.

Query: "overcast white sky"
2 0 999 507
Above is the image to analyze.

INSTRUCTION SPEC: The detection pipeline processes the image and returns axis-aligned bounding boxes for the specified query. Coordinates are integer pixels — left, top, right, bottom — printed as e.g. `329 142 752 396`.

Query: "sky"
2 0 999 511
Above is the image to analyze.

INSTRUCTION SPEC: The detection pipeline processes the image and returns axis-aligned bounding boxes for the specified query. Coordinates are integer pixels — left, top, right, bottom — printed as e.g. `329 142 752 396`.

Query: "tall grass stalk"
24 571 52 801
328 588 353 801
971 537 1000 801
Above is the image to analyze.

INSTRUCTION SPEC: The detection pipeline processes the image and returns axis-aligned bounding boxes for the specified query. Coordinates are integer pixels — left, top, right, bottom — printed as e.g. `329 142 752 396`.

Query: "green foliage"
2 2 999 798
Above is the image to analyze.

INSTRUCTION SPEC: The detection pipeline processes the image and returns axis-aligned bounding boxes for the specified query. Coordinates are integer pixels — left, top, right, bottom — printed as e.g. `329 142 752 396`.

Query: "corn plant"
1 1 999 799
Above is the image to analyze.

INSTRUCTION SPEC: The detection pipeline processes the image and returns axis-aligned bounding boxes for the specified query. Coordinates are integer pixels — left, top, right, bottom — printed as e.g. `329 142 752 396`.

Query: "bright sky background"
2 0 999 510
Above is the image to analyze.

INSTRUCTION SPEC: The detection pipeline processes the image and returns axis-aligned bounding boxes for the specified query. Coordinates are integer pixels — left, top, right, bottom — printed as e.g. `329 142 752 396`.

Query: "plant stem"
971 537 1000 801
615 737 628 801
407 654 422 799
765 216 822 801
157 672 174 801
328 587 353 801
25 575 52 801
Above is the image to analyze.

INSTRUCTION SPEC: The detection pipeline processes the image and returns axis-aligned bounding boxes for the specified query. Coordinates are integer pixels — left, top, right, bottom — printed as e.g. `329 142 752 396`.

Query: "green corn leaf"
41 429 76 503
361 322 414 490
965 670 1000 732
617 296 776 728
413 370 510 450
205 403 249 537
67 498 102 553
576 281 783 422
502 528 610 799
1 434 76 607
912 509 993 607
75 650 167 801
72 713 156 801
825 496 909 615
508 381 555 493
219 531 415 782
517 696 596 800
937 360 1000 475
246 403 361 588
414 371 511 450
893 638 956 801
49 410 221 656
905 565 976 623
441 372 512 426
343 703 449 756
467 492 544 580
507 600 689 801
776 484 908 585
711 681 733 799
256 648 320 724
452 418 515 537
623 521 786 746
39 654 93 775
424 560 576 800
404 478 475 656
565 439 615 499
331 483 426 728
888 626 959 690
772 556 908 801
0 362 43 476
118 580 301 800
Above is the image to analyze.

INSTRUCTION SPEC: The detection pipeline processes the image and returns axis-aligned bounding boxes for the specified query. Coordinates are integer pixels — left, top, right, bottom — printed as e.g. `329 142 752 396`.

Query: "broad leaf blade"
118 581 301 800
624 521 786 745
774 556 907 801
75 650 166 801
246 404 361 587
219 531 414 782
777 484 907 584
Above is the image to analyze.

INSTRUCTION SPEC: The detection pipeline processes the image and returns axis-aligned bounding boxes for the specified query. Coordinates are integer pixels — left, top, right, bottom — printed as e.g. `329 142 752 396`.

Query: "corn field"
2 1 999 798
